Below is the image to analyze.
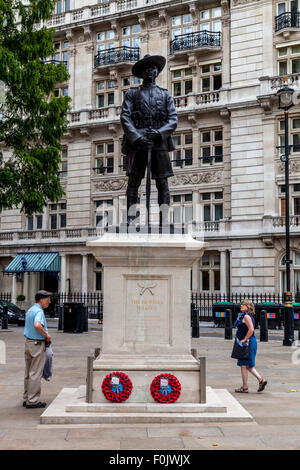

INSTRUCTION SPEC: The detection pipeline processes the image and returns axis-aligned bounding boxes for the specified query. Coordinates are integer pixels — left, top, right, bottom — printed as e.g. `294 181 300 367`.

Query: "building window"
277 44 300 75
122 24 141 48
49 202 67 229
172 133 193 167
96 79 115 108
171 13 193 39
200 62 222 92
280 183 300 216
199 7 222 32
278 117 300 154
172 67 193 96
95 142 114 174
171 193 193 225
280 251 300 293
200 128 223 164
95 199 114 227
27 215 43 231
53 40 69 72
200 252 221 292
59 148 68 178
121 75 141 99
96 30 115 53
55 0 70 13
201 192 223 221
54 87 68 97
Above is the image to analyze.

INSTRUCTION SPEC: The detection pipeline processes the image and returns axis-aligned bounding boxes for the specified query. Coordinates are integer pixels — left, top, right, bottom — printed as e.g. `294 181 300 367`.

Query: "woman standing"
234 299 267 393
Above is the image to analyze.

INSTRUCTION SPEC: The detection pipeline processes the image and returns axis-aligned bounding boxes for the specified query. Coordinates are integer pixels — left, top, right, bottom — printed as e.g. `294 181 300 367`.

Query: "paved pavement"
0 323 300 450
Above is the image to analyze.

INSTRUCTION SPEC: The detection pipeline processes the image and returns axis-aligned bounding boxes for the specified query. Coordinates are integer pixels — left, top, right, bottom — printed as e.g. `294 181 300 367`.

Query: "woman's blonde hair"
241 299 255 315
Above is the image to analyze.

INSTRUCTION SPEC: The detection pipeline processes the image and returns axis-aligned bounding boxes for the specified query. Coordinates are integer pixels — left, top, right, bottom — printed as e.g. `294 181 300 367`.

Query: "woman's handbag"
231 337 250 360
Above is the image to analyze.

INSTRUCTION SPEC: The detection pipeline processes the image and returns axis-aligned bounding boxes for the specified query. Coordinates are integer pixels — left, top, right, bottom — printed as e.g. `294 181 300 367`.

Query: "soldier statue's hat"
132 54 166 78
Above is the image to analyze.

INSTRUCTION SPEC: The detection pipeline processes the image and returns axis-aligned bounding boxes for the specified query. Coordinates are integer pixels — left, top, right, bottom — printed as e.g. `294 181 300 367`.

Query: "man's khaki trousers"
24 339 46 405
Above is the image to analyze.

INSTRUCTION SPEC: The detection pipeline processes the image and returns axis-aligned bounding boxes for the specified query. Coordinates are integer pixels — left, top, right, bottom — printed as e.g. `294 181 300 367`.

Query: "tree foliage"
0 0 70 215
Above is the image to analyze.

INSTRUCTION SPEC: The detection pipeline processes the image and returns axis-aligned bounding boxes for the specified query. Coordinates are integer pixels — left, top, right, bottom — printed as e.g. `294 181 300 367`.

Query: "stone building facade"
0 0 300 305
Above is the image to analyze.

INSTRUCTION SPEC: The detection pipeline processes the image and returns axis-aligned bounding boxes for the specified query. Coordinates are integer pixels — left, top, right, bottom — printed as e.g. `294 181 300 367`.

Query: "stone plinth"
87 231 208 404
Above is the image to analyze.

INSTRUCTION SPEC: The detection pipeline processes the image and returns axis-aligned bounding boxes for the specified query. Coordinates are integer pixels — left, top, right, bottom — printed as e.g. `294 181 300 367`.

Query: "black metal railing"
191 292 300 321
94 46 140 68
170 30 221 55
0 292 12 302
275 12 300 31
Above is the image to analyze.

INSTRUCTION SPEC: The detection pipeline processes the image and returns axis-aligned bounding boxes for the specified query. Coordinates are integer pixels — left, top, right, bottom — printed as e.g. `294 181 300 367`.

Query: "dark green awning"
4 252 60 273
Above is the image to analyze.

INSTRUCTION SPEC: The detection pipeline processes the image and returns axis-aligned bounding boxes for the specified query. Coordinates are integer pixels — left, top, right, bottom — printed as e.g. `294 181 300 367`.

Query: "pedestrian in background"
23 290 52 409
234 299 267 393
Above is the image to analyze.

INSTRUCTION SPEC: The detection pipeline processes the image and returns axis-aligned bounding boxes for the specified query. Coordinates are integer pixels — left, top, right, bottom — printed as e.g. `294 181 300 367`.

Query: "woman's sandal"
257 379 267 392
235 387 248 393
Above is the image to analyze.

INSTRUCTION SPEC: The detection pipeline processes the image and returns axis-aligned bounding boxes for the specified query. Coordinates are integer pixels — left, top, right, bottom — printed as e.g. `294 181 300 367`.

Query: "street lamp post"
277 80 295 346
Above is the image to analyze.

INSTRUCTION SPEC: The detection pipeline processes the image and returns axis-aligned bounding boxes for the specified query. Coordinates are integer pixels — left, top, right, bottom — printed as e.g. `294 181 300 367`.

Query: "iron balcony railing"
170 30 221 55
94 46 140 68
275 12 300 31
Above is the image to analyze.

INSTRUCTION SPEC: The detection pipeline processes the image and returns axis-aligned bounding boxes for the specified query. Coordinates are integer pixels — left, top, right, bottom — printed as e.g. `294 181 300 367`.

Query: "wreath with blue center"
102 372 133 402
150 374 181 403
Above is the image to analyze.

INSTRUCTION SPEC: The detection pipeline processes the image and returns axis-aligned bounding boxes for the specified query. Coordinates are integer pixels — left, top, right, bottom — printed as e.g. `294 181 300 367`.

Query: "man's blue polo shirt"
24 303 48 340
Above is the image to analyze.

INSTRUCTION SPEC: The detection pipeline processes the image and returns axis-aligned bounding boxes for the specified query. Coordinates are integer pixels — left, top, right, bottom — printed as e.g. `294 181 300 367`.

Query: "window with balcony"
95 142 114 175
171 13 193 39
49 202 67 229
200 62 222 92
172 67 193 97
200 7 222 33
276 1 300 31
27 215 43 231
97 30 115 53
201 192 223 221
172 133 193 167
122 24 141 48
53 40 69 71
59 148 68 178
279 183 300 216
96 80 115 108
55 0 70 14
278 117 300 154
95 199 114 227
171 193 193 225
280 251 300 293
200 252 221 292
200 128 223 165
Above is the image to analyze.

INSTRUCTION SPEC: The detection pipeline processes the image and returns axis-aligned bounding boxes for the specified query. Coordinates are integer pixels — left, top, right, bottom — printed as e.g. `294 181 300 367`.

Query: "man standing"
23 290 52 409
121 54 178 224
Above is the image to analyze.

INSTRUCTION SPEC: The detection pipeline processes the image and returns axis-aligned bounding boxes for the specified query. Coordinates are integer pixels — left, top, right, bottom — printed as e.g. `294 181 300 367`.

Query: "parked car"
0 301 25 326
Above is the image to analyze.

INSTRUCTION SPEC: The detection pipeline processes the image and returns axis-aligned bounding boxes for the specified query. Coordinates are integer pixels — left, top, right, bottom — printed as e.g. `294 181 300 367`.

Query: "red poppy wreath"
102 372 133 402
150 374 181 403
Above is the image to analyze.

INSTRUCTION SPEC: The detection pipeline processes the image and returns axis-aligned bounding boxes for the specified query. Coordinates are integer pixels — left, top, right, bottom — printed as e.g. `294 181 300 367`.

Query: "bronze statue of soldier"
120 54 178 226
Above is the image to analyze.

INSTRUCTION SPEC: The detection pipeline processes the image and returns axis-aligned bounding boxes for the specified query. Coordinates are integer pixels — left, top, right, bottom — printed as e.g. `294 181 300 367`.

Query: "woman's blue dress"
234 312 257 368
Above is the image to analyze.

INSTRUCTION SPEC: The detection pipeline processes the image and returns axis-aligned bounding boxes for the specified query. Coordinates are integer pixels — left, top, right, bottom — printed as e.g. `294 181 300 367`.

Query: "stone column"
23 272 29 303
82 254 88 293
60 254 67 293
11 274 17 304
191 260 200 292
220 250 227 294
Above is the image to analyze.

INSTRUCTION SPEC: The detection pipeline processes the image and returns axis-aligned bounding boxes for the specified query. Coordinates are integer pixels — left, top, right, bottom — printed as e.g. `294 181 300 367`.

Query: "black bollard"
58 305 63 331
283 306 295 346
260 309 268 342
1 305 8 330
191 303 200 338
224 309 232 340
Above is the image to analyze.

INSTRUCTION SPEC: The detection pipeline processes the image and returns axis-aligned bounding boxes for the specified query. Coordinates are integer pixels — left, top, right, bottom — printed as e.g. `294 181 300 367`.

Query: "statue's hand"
137 136 152 148
146 128 160 141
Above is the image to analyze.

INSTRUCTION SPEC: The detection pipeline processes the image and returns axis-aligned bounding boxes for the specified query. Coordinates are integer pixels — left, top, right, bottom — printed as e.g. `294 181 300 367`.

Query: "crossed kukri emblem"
137 282 157 296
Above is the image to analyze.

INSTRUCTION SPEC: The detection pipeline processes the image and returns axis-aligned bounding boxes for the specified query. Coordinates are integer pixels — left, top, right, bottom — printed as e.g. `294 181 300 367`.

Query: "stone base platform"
40 386 253 425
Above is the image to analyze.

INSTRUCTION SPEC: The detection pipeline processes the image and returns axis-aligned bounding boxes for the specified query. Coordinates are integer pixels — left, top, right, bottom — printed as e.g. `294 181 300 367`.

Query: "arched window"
280 251 300 294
